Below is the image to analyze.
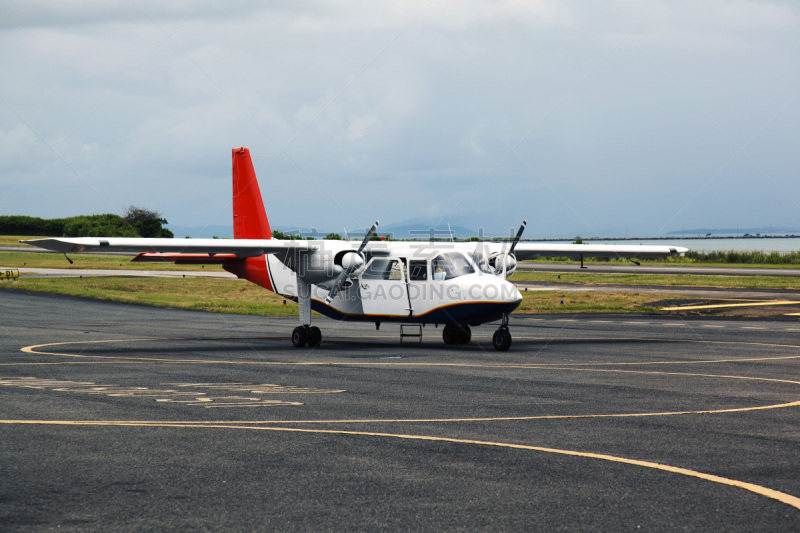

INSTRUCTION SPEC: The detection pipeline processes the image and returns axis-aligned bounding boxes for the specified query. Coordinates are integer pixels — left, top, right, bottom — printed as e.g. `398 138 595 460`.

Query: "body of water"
555 238 800 253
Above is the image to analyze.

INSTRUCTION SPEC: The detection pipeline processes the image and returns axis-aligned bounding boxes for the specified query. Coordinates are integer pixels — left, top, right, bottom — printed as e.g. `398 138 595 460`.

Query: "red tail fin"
232 147 272 239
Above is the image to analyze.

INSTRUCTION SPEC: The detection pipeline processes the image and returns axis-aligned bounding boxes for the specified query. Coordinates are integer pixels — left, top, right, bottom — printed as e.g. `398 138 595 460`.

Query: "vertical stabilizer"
232 147 272 239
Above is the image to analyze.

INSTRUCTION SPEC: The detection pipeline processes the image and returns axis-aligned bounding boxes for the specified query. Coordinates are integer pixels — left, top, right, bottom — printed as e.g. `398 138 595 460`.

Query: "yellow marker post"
0 269 19 280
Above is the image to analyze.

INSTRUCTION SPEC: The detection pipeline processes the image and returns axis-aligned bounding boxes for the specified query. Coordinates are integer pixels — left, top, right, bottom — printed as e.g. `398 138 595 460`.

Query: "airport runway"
2 290 800 530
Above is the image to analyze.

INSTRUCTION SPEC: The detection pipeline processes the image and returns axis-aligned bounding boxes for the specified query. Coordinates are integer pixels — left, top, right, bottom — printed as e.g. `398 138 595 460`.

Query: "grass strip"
2 276 683 316
516 290 680 314
1 277 299 317
1 251 224 272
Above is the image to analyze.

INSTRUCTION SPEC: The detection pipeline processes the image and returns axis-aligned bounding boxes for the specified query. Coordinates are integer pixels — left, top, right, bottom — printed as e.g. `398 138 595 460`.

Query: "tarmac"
2 289 800 530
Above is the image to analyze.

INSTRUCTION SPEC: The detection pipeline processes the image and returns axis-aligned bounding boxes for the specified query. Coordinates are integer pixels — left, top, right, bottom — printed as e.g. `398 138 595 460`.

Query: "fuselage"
223 240 524 326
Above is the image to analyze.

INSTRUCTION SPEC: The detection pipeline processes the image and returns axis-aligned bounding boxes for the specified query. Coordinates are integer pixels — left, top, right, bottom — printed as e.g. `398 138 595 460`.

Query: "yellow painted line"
552 367 800 388
662 300 800 311
701 325 726 328
4 400 800 426
785 314 800 317
3 395 799 425
17 338 800 369
2 419 799 511
9 335 800 510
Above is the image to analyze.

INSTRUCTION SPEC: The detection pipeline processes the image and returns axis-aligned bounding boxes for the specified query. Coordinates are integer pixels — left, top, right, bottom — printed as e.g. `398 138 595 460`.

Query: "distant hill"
380 222 477 240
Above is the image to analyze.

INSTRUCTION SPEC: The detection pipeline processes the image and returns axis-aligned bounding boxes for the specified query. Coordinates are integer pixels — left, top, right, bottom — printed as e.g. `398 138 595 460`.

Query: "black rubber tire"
292 326 308 348
307 326 322 348
458 324 472 344
492 328 512 351
442 324 459 345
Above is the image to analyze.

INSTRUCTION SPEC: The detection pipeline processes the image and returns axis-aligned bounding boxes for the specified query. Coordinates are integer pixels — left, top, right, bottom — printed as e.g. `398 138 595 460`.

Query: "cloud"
345 114 377 141
0 1 798 235
287 0 574 33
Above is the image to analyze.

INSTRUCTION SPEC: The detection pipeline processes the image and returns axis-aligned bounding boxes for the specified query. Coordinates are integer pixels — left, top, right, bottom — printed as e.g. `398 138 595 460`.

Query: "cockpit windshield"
470 252 494 274
431 252 476 280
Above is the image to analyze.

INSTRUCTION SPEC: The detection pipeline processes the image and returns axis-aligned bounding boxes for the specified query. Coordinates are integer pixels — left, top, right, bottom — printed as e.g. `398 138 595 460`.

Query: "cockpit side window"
387 260 403 280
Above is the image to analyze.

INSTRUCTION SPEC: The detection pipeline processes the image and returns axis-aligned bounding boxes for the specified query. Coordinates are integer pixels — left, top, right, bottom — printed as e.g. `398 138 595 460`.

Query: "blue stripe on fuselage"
282 297 520 326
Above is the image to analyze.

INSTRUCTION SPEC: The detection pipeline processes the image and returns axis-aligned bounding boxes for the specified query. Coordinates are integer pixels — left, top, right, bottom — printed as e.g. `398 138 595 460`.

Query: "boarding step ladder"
400 324 422 344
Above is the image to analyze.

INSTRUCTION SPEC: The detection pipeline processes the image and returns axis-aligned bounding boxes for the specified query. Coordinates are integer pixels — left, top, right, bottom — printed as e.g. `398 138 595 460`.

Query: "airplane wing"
512 242 687 261
20 237 318 258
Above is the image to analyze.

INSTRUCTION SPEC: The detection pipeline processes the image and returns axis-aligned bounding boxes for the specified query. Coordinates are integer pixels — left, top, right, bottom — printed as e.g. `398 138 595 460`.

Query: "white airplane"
23 147 688 351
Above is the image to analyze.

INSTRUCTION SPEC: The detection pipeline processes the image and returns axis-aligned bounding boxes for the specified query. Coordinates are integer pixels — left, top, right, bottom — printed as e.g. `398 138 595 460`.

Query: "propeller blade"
325 268 351 303
357 220 380 254
509 220 527 255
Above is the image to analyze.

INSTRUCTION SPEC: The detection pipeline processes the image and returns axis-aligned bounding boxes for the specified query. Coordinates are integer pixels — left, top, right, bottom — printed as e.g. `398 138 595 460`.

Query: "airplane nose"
500 279 523 312
502 280 523 302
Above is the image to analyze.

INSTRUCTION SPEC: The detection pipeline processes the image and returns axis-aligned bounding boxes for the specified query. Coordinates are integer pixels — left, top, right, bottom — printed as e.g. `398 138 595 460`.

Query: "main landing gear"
492 314 512 351
292 274 321 348
442 315 512 351
292 325 321 348
442 323 471 345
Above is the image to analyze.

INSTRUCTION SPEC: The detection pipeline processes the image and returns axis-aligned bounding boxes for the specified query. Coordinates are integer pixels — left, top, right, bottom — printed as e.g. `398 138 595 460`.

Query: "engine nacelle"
340 251 364 271
309 251 366 290
488 252 517 277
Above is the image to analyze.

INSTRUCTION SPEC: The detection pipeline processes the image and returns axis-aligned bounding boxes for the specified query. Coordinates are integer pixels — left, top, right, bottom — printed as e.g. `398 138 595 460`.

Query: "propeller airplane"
23 147 688 351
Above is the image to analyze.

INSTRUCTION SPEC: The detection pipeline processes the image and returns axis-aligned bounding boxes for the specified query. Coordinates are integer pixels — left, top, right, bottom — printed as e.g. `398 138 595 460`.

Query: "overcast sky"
1 0 798 238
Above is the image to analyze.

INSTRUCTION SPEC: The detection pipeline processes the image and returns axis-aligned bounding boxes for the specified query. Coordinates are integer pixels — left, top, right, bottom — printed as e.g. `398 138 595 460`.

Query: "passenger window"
408 260 427 281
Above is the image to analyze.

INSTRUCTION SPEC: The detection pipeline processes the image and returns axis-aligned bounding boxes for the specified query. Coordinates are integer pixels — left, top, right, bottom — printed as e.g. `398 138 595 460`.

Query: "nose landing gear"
492 314 512 351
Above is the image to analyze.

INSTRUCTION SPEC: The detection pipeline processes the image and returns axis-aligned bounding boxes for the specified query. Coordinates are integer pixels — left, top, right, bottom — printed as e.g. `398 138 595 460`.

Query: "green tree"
0 215 66 236
62 214 139 237
123 206 173 238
